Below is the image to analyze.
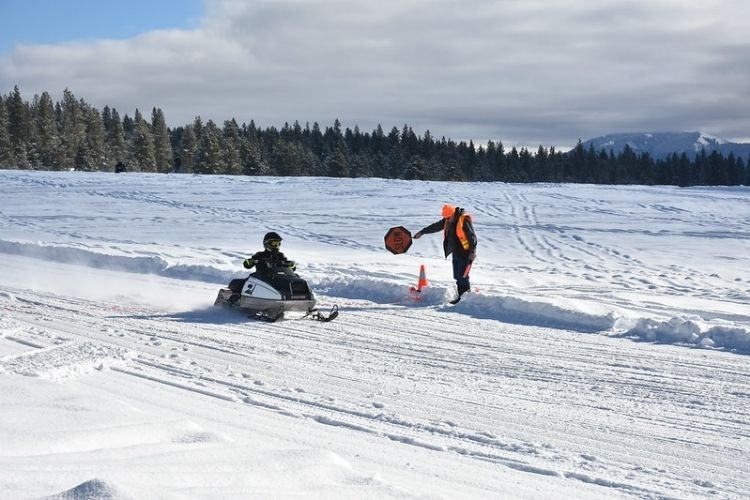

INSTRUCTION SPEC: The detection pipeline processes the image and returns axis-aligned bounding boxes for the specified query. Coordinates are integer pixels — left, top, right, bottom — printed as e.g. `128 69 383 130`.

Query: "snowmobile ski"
248 307 286 323
304 304 339 322
245 304 338 323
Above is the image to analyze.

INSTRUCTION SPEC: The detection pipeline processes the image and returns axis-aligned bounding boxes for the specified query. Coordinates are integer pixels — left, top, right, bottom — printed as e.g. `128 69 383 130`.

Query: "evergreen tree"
241 129 269 175
131 109 156 171
706 150 728 185
151 107 173 172
348 152 373 178
122 114 135 140
597 150 612 184
467 141 479 179
506 147 521 181
220 119 242 175
304 149 324 176
308 122 324 157
443 159 464 181
60 89 86 170
22 94 40 168
11 85 750 186
34 92 59 169
271 140 306 176
403 157 427 180
0 98 14 167
675 152 691 187
292 120 303 141
106 108 126 167
400 125 418 159
694 150 709 185
6 86 32 167
568 140 586 181
619 144 638 183
6 86 30 150
50 102 67 170
491 140 506 181
633 152 655 184
179 125 196 173
533 146 548 182
192 116 204 142
194 120 222 174
385 127 402 177
473 145 491 181
102 105 113 132
584 144 597 183
348 125 365 155
370 124 386 155
77 106 107 171
517 148 532 182
547 147 563 182
325 143 349 177
726 153 743 186
421 130 435 159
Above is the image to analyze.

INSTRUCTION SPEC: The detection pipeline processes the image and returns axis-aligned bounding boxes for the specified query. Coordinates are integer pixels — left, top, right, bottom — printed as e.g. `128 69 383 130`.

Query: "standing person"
413 204 477 303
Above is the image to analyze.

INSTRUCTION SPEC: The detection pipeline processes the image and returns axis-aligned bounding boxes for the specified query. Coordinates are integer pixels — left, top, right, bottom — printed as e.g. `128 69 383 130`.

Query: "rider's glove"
243 258 255 269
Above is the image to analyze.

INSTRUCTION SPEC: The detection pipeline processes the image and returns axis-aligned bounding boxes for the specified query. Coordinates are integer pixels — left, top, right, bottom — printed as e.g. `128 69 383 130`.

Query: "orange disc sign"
384 226 413 254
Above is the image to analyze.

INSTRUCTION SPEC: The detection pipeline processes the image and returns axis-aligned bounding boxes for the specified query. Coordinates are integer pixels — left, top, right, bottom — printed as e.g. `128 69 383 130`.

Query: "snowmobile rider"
243 231 297 278
227 232 297 301
413 204 477 301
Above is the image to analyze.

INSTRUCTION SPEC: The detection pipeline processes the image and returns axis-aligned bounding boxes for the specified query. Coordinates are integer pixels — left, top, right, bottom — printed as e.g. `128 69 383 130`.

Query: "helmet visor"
265 239 281 250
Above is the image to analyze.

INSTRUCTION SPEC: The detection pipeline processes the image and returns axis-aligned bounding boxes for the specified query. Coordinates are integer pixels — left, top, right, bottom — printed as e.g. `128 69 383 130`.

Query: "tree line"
1 86 748 186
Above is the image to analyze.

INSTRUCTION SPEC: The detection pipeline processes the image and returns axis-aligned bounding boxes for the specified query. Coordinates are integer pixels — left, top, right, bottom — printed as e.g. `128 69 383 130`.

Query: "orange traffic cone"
410 264 429 293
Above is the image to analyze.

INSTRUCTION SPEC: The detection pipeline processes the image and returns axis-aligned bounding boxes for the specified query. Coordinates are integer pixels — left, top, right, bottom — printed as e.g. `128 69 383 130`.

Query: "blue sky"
0 0 203 53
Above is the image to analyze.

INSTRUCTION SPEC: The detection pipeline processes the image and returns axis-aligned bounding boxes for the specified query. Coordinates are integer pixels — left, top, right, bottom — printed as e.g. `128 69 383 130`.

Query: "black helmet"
263 231 282 251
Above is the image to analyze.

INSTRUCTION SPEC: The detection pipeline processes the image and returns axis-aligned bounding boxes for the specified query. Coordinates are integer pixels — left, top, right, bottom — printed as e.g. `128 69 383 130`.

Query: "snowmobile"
214 266 338 322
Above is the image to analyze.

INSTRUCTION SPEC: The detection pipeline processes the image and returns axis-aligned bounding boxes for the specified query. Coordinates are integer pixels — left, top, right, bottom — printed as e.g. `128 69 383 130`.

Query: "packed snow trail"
2 274 749 498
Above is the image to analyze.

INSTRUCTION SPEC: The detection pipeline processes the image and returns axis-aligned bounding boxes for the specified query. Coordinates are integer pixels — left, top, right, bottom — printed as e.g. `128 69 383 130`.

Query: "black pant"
452 253 471 295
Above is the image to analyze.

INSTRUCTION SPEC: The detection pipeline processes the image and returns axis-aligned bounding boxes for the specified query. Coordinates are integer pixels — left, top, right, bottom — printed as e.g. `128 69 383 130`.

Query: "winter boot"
450 283 470 304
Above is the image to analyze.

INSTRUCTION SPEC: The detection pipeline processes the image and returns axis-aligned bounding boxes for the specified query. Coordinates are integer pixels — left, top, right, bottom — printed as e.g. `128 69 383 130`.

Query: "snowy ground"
1 170 749 499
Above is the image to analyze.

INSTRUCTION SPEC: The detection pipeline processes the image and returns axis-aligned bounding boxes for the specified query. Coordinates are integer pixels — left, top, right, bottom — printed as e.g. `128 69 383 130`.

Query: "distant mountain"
577 132 750 160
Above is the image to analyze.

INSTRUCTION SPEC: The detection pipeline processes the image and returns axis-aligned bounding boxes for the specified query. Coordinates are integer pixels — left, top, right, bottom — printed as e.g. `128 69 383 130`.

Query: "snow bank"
445 293 617 333
315 276 448 306
319 276 750 352
0 239 234 284
2 238 749 354
619 316 750 354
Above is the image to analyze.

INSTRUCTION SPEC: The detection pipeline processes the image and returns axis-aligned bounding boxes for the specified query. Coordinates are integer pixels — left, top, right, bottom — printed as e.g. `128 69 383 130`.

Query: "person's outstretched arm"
414 219 445 239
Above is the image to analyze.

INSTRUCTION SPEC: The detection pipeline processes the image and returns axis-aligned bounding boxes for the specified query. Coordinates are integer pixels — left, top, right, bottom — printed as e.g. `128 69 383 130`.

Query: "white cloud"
2 0 749 149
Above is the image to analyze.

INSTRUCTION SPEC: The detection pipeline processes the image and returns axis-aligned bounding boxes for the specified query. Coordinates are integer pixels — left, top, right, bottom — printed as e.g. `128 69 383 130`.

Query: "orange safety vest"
444 213 473 251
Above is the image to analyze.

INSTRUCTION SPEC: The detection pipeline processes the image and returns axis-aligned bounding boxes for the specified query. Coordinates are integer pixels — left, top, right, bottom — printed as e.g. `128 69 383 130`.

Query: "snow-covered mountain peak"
578 131 749 159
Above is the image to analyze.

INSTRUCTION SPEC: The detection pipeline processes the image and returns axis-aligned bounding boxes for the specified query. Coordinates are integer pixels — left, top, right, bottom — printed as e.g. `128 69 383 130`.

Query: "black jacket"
418 207 477 257
244 250 295 275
